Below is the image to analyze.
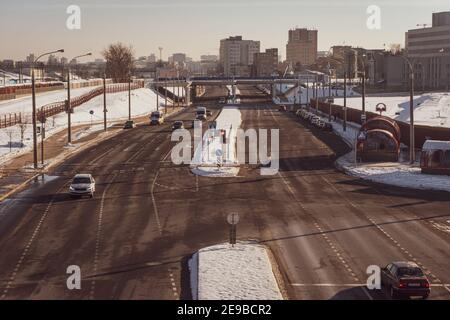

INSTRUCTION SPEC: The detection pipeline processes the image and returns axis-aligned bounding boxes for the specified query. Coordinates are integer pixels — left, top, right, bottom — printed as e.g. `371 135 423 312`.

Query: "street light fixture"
67 52 92 144
400 55 415 164
31 49 64 169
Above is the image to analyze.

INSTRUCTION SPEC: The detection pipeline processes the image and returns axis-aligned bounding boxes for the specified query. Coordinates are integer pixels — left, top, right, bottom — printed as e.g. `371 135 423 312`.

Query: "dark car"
172 120 184 131
381 261 430 299
278 105 287 112
123 120 135 129
206 110 213 116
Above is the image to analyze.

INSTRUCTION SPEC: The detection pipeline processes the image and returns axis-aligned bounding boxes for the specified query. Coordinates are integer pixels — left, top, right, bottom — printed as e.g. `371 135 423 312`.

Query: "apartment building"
253 48 278 77
405 11 450 90
219 36 260 76
286 28 318 67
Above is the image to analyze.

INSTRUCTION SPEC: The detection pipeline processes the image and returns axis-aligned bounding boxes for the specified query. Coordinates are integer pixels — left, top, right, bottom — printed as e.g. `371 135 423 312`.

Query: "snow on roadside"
306 108 450 193
336 153 450 193
335 92 450 128
189 242 283 300
191 106 242 177
0 88 158 165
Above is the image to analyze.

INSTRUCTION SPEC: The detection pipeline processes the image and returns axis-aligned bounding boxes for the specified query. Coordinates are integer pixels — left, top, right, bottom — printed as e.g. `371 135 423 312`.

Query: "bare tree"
102 43 135 83
5 128 15 152
389 43 402 55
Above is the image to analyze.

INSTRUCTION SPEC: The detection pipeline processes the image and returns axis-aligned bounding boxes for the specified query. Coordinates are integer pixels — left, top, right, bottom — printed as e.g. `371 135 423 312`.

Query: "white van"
196 106 207 121
150 111 164 125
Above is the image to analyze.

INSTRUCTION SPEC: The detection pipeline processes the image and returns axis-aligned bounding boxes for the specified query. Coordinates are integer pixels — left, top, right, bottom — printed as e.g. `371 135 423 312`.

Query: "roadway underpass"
0 85 449 300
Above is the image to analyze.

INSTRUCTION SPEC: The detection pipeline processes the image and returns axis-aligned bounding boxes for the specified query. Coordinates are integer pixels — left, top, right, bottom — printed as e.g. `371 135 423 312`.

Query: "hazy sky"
1 0 449 61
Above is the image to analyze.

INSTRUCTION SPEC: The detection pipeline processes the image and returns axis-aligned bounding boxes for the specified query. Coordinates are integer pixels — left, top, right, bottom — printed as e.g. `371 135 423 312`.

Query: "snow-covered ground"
336 153 450 193
191 106 242 177
0 70 31 86
335 92 450 128
0 88 159 165
305 108 450 192
0 86 100 114
189 242 283 300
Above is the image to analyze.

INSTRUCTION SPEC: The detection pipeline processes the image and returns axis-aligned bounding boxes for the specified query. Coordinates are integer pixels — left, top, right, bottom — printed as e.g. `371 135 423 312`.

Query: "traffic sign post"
89 110 94 127
227 213 239 247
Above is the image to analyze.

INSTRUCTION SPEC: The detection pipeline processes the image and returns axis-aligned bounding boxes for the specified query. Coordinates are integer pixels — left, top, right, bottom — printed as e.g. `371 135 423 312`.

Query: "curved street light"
66 52 92 144
400 55 415 164
32 49 64 169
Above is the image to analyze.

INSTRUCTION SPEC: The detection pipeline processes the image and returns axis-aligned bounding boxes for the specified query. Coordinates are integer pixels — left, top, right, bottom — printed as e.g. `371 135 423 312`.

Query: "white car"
69 174 96 198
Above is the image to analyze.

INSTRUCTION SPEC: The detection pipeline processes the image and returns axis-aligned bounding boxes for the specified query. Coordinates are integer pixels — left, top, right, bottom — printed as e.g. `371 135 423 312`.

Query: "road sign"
361 114 367 123
227 212 240 225
89 110 94 115
376 103 387 115
215 149 223 157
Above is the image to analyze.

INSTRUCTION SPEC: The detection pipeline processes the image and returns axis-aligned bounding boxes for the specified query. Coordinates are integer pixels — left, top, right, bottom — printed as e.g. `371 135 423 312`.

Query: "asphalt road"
0 85 449 300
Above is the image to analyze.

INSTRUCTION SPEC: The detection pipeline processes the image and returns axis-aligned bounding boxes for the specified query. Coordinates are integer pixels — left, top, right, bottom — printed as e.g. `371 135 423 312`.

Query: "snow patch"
189 242 283 300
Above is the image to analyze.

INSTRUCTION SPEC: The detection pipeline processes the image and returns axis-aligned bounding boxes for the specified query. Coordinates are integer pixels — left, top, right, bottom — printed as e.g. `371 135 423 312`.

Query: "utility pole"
328 72 332 122
409 67 415 164
103 74 107 131
32 49 64 169
67 71 72 143
67 52 91 144
128 76 131 120
343 72 347 132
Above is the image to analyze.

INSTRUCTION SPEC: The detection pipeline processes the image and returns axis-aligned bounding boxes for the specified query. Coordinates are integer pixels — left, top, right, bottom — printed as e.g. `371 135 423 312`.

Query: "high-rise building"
253 48 278 77
286 28 318 67
405 11 450 89
219 36 260 76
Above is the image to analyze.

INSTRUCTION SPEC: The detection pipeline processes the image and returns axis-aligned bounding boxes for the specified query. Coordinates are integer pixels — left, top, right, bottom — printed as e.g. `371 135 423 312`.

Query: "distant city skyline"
1 0 450 61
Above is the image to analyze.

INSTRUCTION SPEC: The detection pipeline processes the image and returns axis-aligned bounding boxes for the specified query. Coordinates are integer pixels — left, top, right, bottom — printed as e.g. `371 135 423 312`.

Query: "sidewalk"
0 106 183 200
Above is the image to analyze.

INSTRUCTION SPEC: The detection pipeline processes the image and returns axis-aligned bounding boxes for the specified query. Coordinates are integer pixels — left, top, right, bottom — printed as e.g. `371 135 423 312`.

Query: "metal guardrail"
0 81 144 128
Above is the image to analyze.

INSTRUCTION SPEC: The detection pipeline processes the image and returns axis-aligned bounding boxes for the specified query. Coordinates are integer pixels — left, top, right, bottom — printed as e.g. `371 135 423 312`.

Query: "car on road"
278 105 287 112
206 109 213 116
150 111 164 125
123 120 135 129
322 121 333 132
196 106 207 121
69 174 95 198
219 97 226 104
172 120 184 131
381 261 430 299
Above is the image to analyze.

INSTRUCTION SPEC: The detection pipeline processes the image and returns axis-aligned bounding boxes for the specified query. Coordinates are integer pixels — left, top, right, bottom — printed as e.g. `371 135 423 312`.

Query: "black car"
123 120 135 129
381 261 430 299
172 120 184 130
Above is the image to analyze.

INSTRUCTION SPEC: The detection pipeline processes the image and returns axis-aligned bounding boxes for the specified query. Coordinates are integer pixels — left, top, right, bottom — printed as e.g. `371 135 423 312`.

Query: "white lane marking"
1 182 68 299
361 286 374 300
291 283 450 288
149 147 180 299
89 174 117 300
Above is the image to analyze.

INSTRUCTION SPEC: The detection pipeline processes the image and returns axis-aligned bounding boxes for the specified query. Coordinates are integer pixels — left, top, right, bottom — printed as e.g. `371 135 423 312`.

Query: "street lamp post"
31 49 64 169
67 52 92 144
343 72 347 132
402 56 415 164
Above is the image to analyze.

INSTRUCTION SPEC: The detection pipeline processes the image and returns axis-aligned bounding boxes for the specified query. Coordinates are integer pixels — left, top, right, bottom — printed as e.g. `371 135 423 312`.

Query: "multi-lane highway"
0 85 449 300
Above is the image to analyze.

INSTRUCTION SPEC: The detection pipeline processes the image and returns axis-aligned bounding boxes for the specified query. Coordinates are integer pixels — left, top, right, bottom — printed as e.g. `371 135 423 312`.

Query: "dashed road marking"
89 173 117 300
1 182 68 299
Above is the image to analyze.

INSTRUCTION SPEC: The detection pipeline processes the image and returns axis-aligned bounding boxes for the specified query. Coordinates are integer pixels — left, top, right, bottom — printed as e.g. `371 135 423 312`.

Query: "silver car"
69 174 96 198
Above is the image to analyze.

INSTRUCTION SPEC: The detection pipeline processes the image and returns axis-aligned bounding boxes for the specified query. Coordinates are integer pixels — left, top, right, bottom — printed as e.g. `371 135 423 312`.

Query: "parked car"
381 261 430 299
69 174 95 198
278 105 287 112
219 97 226 104
206 110 213 116
172 120 184 131
123 120 135 129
